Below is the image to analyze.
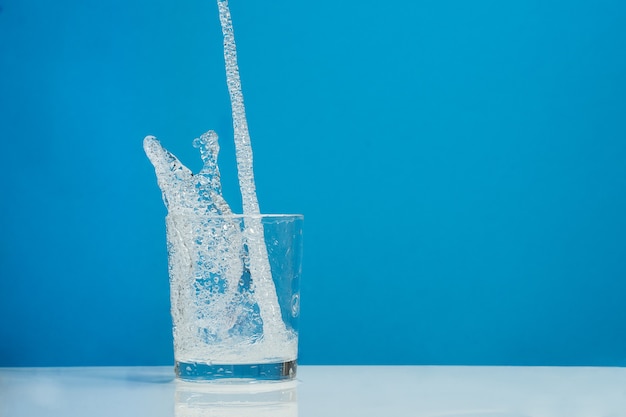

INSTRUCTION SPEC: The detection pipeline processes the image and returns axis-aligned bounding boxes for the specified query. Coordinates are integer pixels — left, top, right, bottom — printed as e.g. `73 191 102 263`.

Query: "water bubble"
291 294 300 317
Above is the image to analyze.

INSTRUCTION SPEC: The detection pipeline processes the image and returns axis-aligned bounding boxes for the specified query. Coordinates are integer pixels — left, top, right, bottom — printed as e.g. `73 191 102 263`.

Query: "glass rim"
166 213 303 220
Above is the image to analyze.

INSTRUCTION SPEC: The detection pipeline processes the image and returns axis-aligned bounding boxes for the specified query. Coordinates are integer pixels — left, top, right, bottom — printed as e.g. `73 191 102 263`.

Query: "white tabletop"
1 366 625 416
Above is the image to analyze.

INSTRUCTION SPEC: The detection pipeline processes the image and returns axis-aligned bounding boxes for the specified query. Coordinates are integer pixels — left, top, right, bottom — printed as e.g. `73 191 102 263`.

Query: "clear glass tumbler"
165 213 303 382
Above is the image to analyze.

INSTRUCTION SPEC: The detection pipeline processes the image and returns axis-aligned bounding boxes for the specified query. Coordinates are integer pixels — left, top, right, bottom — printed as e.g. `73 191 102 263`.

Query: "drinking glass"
165 213 303 382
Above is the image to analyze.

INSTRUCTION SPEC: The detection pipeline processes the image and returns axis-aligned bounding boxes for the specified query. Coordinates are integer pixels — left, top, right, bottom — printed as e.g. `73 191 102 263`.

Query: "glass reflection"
175 380 298 417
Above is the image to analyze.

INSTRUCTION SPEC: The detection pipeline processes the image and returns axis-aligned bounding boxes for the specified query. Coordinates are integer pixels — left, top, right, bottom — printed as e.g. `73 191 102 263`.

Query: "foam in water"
144 0 295 367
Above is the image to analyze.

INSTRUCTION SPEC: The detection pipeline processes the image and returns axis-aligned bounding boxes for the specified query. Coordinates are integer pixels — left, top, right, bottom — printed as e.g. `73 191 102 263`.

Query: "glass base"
175 360 297 382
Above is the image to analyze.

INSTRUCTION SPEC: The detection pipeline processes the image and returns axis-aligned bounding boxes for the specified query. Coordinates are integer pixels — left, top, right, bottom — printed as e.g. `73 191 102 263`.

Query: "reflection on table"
175 379 297 417
1 366 626 416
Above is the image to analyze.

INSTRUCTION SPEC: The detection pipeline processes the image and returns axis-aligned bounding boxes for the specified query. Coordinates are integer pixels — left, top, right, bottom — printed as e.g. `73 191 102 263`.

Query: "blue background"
1 0 626 366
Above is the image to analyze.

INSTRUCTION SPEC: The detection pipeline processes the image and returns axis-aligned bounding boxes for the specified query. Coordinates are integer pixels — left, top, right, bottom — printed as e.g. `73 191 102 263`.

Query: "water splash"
215 0 287 339
144 131 231 216
143 0 293 364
